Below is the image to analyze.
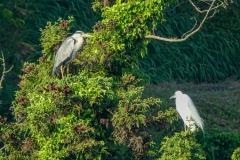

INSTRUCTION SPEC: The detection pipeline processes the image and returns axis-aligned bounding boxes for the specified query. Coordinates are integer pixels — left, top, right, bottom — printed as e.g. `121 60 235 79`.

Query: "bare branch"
145 0 216 42
189 0 224 13
181 17 197 38
0 51 13 89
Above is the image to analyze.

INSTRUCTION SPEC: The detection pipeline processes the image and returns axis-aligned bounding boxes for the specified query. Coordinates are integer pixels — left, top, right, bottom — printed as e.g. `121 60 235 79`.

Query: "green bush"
232 147 240 160
201 131 240 160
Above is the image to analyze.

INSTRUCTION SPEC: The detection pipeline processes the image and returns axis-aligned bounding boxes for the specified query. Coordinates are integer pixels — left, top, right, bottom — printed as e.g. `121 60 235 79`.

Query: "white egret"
170 91 204 132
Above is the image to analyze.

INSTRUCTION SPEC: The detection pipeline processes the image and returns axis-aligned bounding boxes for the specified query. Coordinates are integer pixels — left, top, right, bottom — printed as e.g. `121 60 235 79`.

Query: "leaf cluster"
79 0 177 77
232 147 240 160
2 73 116 159
159 131 206 160
40 16 74 58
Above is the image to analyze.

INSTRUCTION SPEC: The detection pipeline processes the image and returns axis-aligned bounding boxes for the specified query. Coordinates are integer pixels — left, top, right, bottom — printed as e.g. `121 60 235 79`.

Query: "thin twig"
189 0 223 13
0 51 13 89
181 17 198 38
0 145 5 150
145 0 216 42
164 0 189 13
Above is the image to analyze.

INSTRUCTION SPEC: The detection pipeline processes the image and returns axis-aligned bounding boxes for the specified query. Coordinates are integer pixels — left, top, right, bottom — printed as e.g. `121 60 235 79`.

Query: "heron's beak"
169 94 176 99
82 33 94 38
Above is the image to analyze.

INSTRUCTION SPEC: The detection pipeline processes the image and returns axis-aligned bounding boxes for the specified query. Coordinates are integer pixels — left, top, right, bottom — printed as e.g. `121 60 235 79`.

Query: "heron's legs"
67 64 70 76
60 66 64 78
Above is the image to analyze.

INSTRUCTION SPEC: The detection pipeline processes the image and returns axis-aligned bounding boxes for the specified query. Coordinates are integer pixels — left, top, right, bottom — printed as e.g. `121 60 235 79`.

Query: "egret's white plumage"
52 31 93 77
170 91 204 132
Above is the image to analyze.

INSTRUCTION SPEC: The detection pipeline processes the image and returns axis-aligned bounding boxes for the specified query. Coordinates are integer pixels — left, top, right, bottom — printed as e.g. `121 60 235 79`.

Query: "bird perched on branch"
52 31 93 77
170 91 204 132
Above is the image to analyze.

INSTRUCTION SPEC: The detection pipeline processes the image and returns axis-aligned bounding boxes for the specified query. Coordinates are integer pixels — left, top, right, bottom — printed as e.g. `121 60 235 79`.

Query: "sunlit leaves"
232 147 240 160
84 0 177 76
40 16 74 58
159 131 206 160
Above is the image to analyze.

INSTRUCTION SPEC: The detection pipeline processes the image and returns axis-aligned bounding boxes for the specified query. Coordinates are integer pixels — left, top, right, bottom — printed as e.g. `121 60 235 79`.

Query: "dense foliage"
0 0 240 159
0 1 175 159
159 131 206 160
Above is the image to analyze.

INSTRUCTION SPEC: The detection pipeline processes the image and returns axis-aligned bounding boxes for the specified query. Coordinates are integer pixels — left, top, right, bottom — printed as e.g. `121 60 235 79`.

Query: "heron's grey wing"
186 95 204 131
52 37 75 75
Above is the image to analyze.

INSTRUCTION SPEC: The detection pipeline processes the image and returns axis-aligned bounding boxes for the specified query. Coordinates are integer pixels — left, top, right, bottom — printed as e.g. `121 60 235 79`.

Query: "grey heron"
52 31 93 77
170 91 204 132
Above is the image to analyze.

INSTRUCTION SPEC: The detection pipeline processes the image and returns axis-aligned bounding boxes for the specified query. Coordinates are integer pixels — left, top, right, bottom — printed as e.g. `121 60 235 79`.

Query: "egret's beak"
170 94 176 99
81 33 94 38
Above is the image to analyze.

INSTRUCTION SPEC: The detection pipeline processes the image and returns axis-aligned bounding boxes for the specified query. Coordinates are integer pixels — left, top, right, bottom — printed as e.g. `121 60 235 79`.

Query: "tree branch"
189 0 224 13
0 51 13 89
145 0 218 42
